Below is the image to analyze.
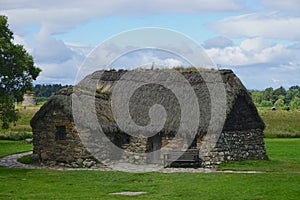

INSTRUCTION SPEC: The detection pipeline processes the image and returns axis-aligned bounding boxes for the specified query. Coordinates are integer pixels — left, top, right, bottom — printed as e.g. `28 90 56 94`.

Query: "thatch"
31 68 264 138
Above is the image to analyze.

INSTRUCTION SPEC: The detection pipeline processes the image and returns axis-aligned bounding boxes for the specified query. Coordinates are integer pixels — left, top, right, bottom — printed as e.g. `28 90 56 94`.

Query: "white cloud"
240 37 270 52
226 62 300 90
65 42 94 57
32 33 75 64
110 49 187 70
36 57 80 84
2 0 300 89
206 37 293 66
0 0 245 34
140 56 184 68
204 36 300 89
260 0 300 15
203 36 234 49
209 12 300 40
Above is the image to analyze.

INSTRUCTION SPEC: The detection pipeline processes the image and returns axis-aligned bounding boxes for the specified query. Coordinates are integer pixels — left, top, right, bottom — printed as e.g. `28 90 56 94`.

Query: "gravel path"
0 151 38 169
0 152 265 173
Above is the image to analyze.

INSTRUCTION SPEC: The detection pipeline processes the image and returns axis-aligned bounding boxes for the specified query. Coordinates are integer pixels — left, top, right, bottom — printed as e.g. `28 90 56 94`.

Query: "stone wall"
122 135 148 164
31 88 98 168
22 93 36 107
32 108 97 167
200 129 266 167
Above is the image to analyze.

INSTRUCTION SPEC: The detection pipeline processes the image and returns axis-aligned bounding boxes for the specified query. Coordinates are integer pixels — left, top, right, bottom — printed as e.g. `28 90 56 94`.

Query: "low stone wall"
200 129 267 167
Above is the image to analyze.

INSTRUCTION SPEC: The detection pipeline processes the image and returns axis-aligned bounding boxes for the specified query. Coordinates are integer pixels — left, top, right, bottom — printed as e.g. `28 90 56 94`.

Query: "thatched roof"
31 69 264 137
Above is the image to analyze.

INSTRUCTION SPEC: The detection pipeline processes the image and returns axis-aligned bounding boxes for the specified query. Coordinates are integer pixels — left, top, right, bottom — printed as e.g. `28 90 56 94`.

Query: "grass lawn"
0 139 300 199
0 140 32 158
0 168 299 200
0 106 299 199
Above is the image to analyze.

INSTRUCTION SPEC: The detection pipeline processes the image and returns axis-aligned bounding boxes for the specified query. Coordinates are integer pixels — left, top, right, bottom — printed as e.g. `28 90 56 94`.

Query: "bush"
261 100 273 107
274 99 285 108
290 97 300 110
0 132 32 140
282 105 290 111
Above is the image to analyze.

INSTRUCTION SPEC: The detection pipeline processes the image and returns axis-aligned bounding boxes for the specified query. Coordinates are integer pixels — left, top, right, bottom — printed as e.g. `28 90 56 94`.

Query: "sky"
1 0 300 89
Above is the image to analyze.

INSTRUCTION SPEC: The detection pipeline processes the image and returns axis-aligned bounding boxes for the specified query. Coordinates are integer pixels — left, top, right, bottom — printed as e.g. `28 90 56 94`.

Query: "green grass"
17 154 34 164
258 107 300 136
0 105 299 199
218 138 300 172
0 140 32 158
0 168 299 199
0 139 299 199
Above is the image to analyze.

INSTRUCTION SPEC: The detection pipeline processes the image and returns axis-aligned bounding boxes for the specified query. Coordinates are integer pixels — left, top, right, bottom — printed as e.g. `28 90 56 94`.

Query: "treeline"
249 86 300 110
34 84 71 103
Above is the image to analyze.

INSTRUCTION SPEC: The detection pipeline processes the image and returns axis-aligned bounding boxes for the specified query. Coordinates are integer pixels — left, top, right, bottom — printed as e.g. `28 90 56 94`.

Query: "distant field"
1 104 299 139
258 107 300 137
0 108 37 140
0 104 42 140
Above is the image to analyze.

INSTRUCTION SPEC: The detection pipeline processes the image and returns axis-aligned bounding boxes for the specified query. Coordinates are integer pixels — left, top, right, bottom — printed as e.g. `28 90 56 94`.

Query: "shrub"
290 97 300 110
274 99 285 108
282 105 290 111
0 132 32 140
261 100 273 107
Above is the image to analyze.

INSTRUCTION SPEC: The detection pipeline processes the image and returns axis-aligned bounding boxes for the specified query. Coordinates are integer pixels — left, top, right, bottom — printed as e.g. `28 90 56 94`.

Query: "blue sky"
1 0 300 89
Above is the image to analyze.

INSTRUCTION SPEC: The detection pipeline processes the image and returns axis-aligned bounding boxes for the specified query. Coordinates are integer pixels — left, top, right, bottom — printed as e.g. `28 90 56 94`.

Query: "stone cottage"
30 68 267 168
22 92 36 107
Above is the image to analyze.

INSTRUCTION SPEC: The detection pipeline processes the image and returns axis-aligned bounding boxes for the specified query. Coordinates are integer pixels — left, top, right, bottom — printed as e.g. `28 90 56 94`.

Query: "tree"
289 85 300 91
249 90 263 105
262 87 275 104
274 99 284 108
285 89 299 105
261 100 273 107
34 84 67 97
290 97 300 110
273 86 286 102
0 15 41 128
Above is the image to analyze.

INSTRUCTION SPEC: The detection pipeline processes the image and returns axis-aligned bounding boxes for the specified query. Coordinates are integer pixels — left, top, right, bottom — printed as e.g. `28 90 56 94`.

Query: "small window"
189 137 197 149
125 135 130 144
56 126 67 140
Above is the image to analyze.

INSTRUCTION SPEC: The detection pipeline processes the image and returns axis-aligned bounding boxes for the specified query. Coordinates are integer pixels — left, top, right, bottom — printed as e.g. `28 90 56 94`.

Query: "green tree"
261 100 273 107
262 87 275 104
274 99 285 108
285 89 299 105
0 15 41 128
273 86 286 102
290 97 300 110
289 85 300 91
249 90 263 105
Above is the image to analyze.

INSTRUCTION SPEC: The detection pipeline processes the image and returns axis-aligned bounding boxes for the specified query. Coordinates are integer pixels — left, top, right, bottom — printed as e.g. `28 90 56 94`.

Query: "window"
189 137 197 149
125 134 131 144
56 126 67 140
